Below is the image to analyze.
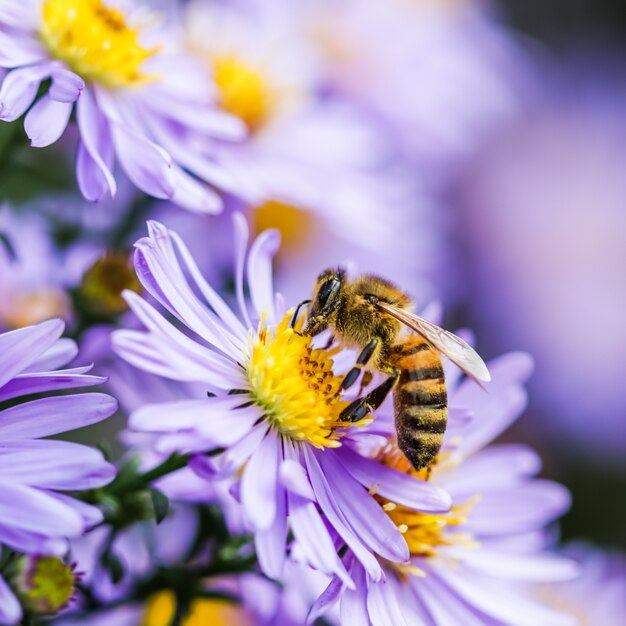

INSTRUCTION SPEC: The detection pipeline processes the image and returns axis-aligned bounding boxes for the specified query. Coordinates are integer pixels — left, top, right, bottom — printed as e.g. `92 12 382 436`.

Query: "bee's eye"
317 278 338 308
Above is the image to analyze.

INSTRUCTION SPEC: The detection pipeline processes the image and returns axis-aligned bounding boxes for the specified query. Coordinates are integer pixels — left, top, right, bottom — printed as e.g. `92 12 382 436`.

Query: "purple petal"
214 425 269 477
24 94 72 147
413 572 489 626
168 229 248 340
24 337 77 372
367 576 410 626
394 577 437 626
49 67 84 102
0 64 50 121
289 488 352 585
434 568 578 626
112 329 245 389
0 29 46 67
308 575 344 624
47 492 105 529
232 212 253 328
254 483 287 579
452 352 534 457
0 393 118 439
131 225 245 358
318 450 410 563
247 229 281 323
0 3 40 30
241 431 281 530
0 483 83 536
130 397 259 448
0 369 104 403
154 432 217 456
111 122 174 198
131 247 174 311
0 440 115 490
459 549 580 582
169 166 222 214
338 444 451 513
76 86 116 200
466 480 572 536
0 575 21 625
0 319 64 388
303 448 383 582
0 524 66 556
280 459 315 500
443 444 542 498
340 560 370 626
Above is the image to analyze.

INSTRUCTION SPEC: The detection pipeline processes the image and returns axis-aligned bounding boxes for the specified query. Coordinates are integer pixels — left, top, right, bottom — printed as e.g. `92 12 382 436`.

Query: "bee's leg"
339 370 399 422
322 334 335 350
339 339 379 391
358 371 373 395
290 299 311 330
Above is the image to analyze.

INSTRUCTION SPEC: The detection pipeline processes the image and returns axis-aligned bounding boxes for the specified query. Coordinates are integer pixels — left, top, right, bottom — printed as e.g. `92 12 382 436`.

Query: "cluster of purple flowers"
0 0 622 625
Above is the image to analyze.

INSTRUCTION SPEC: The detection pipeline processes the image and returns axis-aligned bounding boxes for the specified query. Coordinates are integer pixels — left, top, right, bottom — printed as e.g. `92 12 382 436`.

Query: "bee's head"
302 268 345 336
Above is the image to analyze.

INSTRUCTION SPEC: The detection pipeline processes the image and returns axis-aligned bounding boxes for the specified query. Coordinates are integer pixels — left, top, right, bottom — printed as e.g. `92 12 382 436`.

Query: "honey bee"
298 269 491 471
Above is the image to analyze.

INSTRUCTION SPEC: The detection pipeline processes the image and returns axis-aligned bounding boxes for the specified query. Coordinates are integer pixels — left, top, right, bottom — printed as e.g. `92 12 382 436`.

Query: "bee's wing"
376 301 491 384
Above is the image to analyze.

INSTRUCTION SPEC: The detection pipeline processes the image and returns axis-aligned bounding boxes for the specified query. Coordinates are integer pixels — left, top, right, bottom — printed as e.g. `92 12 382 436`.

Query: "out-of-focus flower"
303 0 525 178
311 352 578 626
0 204 142 330
456 59 626 462
112 218 451 586
56 504 327 626
0 0 245 212
11 555 78 616
182 0 444 303
537 544 626 626
0 319 117 624
0 206 71 329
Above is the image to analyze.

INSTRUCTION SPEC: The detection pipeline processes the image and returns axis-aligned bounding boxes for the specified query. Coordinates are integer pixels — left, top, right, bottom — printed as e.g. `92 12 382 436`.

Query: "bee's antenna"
290 299 311 329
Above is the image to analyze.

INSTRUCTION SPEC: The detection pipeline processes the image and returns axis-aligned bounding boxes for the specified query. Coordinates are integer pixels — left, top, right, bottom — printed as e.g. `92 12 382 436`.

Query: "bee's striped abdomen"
390 336 447 471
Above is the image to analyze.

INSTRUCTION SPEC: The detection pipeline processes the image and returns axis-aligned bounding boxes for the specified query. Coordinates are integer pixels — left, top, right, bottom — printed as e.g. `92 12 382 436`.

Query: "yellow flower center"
142 590 252 626
374 441 478 575
252 200 319 257
23 557 75 615
79 251 142 316
245 311 369 448
40 0 158 89
212 55 275 131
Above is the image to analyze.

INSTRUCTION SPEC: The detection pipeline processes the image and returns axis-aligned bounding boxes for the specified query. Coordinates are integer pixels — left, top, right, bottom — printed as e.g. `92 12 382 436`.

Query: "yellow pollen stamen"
245 311 370 448
40 0 159 89
212 55 275 131
374 439 479 575
142 590 252 626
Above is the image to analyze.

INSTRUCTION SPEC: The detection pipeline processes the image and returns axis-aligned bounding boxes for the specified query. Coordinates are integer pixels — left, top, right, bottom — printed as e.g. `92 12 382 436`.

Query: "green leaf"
150 488 170 525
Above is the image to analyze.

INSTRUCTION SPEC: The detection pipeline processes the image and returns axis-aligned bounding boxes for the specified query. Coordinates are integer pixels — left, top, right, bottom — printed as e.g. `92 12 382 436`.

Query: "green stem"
108 453 190 495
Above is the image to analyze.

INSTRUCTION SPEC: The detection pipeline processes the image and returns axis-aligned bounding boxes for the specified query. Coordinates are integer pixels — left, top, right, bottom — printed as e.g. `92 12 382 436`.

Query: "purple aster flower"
537 544 626 626
0 0 245 212
455 57 626 463
0 318 117 624
309 351 579 626
112 218 451 587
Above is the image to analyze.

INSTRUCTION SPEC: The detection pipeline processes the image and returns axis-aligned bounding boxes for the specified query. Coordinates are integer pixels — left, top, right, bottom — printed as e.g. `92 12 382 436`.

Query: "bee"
298 269 491 472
